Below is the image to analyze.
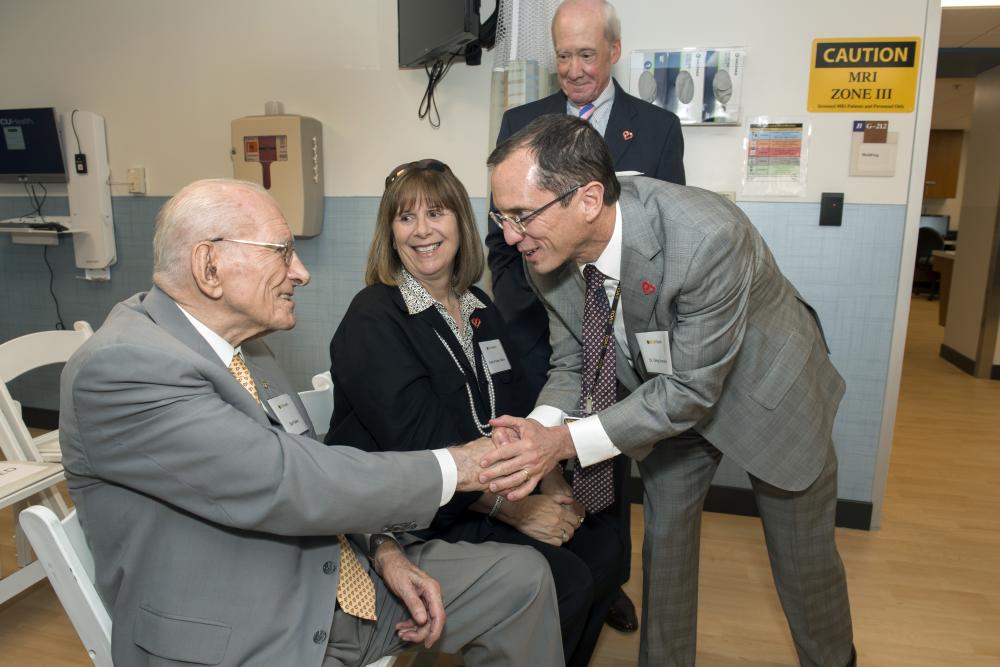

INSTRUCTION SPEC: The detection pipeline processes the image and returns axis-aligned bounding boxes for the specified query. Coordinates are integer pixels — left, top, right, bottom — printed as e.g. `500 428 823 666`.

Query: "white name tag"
267 394 309 434
637 331 673 376
478 339 512 374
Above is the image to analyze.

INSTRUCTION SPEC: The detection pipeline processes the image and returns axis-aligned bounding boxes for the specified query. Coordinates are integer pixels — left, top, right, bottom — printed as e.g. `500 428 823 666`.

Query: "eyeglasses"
209 237 296 265
384 159 450 189
488 184 582 235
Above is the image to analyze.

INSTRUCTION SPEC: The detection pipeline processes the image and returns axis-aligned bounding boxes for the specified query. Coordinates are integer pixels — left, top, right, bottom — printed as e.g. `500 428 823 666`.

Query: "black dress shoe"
605 587 638 633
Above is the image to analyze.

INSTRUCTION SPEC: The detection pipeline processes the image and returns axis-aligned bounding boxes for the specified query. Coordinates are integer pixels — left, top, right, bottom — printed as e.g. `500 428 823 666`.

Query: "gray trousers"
323 540 564 667
637 431 854 667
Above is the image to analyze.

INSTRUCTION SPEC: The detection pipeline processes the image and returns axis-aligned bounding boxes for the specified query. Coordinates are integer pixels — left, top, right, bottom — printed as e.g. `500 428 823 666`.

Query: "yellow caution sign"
808 37 920 112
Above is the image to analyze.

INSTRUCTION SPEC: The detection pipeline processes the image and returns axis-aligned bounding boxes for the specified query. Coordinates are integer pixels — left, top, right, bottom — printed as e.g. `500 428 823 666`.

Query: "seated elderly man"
58 178 563 667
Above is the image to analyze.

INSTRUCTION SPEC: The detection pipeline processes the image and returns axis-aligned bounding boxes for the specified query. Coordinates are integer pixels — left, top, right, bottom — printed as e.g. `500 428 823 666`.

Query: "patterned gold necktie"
229 355 376 619
228 354 261 404
337 535 377 620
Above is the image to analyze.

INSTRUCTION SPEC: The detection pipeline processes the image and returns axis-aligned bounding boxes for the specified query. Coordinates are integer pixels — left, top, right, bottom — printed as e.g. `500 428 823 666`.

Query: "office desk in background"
931 249 955 326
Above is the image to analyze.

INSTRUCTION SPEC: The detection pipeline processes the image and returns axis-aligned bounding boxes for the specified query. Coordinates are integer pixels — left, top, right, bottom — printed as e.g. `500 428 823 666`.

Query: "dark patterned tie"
573 264 616 513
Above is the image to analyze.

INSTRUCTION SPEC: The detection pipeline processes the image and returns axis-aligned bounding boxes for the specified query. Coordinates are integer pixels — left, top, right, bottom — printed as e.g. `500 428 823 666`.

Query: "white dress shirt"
526 204 629 467
175 303 458 506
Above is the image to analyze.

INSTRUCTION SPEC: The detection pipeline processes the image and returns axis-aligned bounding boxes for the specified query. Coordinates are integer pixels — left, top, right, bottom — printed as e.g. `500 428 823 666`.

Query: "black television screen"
398 0 479 68
0 107 68 183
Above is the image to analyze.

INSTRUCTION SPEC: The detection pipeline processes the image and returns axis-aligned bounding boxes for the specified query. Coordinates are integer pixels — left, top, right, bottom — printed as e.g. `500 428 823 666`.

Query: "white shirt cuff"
430 448 457 506
527 404 564 427
567 414 621 467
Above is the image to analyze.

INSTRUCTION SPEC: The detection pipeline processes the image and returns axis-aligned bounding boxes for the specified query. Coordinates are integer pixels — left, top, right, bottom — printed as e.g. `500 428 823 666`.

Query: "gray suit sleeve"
600 221 754 453
66 342 443 536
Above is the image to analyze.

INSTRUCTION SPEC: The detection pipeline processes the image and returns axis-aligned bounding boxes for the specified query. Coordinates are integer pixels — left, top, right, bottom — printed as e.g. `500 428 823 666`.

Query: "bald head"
552 0 622 106
553 0 621 44
152 179 273 292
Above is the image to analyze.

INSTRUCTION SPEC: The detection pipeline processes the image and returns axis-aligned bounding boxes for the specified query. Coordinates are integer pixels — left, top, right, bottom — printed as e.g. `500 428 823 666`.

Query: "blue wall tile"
1 195 903 502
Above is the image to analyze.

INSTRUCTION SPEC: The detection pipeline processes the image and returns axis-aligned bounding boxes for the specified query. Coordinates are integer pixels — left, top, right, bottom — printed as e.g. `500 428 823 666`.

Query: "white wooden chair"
0 320 94 465
19 504 397 667
0 321 91 599
19 505 112 667
297 370 334 438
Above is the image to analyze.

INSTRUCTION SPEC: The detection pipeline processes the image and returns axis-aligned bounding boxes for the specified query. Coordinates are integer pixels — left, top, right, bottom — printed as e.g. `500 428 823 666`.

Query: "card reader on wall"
231 105 324 237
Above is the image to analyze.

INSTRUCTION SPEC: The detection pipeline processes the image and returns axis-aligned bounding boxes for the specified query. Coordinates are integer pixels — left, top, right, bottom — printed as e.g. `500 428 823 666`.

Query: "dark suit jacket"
59 286 443 666
326 283 534 532
486 78 685 391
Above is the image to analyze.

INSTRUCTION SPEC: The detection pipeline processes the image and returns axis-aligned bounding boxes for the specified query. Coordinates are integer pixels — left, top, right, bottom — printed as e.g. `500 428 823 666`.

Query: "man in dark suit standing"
483 115 856 667
485 0 685 632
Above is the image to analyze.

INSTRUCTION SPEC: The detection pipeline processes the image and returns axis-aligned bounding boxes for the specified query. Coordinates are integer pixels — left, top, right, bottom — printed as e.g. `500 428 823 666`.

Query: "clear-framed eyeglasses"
209 237 297 265
488 184 582 235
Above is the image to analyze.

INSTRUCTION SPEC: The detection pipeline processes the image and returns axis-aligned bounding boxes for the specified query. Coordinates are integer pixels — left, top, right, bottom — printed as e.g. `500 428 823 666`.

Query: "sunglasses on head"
384 159 450 189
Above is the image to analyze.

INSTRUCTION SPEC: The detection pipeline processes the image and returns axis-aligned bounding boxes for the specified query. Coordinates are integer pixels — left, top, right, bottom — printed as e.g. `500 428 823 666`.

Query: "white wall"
615 1 928 206
1 0 930 205
0 0 494 198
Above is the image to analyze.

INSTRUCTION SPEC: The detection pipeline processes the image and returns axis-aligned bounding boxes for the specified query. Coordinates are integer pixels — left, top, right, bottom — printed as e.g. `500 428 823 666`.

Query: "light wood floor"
1 297 998 666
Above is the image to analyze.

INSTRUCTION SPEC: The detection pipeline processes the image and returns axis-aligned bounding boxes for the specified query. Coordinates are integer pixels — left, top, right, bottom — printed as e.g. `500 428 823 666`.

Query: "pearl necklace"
433 330 496 436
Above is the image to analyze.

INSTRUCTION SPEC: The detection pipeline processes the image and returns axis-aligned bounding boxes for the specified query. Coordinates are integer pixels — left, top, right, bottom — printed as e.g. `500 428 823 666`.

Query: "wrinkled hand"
490 425 518 447
375 544 445 648
448 437 498 492
539 470 586 520
478 416 576 501
502 494 582 546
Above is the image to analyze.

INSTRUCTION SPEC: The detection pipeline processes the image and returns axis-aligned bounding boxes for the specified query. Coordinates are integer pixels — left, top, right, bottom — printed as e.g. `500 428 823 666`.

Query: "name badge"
266 394 309 434
637 331 673 376
478 339 511 374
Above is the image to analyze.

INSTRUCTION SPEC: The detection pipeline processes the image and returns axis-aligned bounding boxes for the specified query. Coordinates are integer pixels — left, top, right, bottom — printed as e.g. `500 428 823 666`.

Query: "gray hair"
553 0 621 44
152 178 270 289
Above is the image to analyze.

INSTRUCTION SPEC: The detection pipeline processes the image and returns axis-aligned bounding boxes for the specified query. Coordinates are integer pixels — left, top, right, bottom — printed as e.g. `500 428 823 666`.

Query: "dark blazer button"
323 560 336 575
313 630 328 644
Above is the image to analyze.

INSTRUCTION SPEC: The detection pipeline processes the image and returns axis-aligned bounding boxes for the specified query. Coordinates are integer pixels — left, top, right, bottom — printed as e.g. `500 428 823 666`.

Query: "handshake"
448 415 579 501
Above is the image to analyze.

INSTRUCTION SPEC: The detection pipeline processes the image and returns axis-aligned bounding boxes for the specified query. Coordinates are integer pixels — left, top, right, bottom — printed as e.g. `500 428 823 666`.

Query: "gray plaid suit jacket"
528 177 845 492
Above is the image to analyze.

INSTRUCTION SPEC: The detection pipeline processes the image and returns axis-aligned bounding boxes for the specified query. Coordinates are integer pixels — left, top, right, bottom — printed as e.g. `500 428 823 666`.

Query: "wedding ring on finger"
521 468 530 482
577 515 584 526
561 530 567 542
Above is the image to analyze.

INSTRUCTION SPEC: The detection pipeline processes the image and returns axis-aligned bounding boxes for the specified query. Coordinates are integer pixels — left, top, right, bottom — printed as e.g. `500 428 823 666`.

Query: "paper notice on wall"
849 120 897 177
742 119 810 197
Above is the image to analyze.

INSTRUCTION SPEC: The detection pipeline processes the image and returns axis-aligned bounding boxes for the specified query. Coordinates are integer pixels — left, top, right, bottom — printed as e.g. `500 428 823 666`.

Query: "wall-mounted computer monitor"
919 214 949 238
398 0 480 68
0 107 68 183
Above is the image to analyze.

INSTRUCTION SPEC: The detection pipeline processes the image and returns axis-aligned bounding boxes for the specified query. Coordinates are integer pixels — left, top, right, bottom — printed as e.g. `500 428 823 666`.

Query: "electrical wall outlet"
126 167 146 194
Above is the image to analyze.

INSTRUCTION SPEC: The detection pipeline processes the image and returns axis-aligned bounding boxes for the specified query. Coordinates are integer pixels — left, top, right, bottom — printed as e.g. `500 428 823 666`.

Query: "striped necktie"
578 103 596 121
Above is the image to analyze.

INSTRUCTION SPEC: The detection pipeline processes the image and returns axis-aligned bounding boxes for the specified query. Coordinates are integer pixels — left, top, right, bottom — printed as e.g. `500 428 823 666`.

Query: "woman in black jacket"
325 159 623 666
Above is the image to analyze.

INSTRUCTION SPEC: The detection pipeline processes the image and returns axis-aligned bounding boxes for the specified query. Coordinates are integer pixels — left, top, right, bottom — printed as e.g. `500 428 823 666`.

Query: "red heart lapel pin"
641 281 656 295
623 130 634 141
470 316 482 329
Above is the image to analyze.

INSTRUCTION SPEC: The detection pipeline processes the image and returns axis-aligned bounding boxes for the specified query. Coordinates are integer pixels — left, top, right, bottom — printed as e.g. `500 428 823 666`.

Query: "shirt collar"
176 302 238 366
566 78 616 116
397 269 485 316
580 201 623 282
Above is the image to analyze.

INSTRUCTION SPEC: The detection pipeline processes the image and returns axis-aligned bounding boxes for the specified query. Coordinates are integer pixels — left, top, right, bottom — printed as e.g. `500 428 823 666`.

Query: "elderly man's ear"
191 242 224 298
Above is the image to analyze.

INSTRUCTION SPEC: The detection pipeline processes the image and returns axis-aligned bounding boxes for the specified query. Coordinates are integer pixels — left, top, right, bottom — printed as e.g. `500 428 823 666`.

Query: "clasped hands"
449 415 577 501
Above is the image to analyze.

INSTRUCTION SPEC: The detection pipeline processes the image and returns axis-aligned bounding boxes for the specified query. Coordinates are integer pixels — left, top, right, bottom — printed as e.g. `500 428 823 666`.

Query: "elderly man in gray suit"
58 178 563 667
480 115 856 667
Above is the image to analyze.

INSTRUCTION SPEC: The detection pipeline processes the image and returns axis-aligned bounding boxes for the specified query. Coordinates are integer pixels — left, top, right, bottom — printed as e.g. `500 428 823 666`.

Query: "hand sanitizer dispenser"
231 103 324 237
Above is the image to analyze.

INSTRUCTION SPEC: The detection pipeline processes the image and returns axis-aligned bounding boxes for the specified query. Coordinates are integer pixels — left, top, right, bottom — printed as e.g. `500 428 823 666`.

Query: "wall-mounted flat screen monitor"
398 0 479 68
0 107 68 183
919 214 949 238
